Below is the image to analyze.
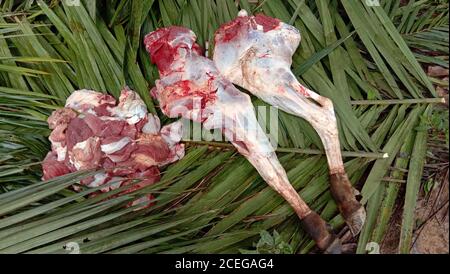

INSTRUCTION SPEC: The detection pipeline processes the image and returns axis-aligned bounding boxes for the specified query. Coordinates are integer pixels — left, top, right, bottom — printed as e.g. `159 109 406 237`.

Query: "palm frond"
0 0 447 254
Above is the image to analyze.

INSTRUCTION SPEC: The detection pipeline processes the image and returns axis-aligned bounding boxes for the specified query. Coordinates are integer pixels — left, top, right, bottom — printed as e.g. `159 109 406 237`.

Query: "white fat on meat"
213 11 301 98
66 89 108 111
110 88 147 124
101 137 132 154
52 142 67 161
142 114 161 134
160 120 183 146
86 172 109 188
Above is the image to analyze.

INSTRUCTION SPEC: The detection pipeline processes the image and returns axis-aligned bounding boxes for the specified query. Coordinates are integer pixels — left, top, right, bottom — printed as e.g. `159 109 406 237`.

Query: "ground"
382 67 449 254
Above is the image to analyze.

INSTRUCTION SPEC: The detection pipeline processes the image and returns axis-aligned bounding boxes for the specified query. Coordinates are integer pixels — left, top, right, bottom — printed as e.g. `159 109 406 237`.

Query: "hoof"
300 211 343 253
329 172 366 236
346 205 366 236
323 238 343 254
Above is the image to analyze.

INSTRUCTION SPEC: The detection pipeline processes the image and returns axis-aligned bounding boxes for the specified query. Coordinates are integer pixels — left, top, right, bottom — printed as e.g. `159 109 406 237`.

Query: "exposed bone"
144 26 342 252
213 11 366 235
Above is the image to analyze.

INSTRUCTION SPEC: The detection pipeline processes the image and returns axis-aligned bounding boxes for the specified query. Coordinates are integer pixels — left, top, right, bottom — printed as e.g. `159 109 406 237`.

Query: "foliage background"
0 0 448 254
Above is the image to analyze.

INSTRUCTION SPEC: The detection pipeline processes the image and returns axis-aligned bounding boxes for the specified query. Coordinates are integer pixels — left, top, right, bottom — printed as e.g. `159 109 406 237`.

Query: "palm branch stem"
182 141 388 158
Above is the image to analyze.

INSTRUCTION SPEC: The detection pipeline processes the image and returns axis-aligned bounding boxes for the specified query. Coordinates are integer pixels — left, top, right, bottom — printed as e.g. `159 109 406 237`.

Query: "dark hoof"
346 206 366 236
330 172 366 236
300 211 342 253
323 238 343 254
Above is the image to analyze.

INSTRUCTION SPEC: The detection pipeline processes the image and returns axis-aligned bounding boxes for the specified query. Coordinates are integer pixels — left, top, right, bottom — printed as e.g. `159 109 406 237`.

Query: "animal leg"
290 84 366 236
220 110 343 253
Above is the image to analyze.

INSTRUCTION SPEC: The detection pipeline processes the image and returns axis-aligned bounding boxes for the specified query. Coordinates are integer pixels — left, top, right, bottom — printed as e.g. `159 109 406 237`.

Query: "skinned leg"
220 109 343 252
237 142 343 252
282 83 366 236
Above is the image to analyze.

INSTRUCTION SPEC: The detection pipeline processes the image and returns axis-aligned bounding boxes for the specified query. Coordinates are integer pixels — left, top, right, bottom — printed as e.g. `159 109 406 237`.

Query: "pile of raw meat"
42 88 184 207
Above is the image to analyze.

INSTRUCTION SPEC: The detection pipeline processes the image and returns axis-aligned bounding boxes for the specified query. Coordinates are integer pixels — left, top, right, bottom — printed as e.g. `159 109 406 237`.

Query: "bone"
213 11 366 236
144 26 342 252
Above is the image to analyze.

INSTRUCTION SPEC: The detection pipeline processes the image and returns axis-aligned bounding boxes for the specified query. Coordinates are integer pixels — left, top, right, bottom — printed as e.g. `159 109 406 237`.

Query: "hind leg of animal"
222 124 343 253
247 155 343 253
293 85 366 236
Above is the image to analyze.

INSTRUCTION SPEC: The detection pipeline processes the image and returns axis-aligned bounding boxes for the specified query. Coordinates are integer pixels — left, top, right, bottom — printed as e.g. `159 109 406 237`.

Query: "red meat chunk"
42 88 185 209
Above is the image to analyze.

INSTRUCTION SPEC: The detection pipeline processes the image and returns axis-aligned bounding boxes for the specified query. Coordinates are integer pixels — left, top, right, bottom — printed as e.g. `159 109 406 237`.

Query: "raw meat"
145 26 342 252
42 88 184 208
213 10 365 235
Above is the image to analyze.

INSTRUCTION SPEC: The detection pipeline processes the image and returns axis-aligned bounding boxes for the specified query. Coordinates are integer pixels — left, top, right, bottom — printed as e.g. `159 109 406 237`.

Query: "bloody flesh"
42 88 184 207
145 26 344 252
